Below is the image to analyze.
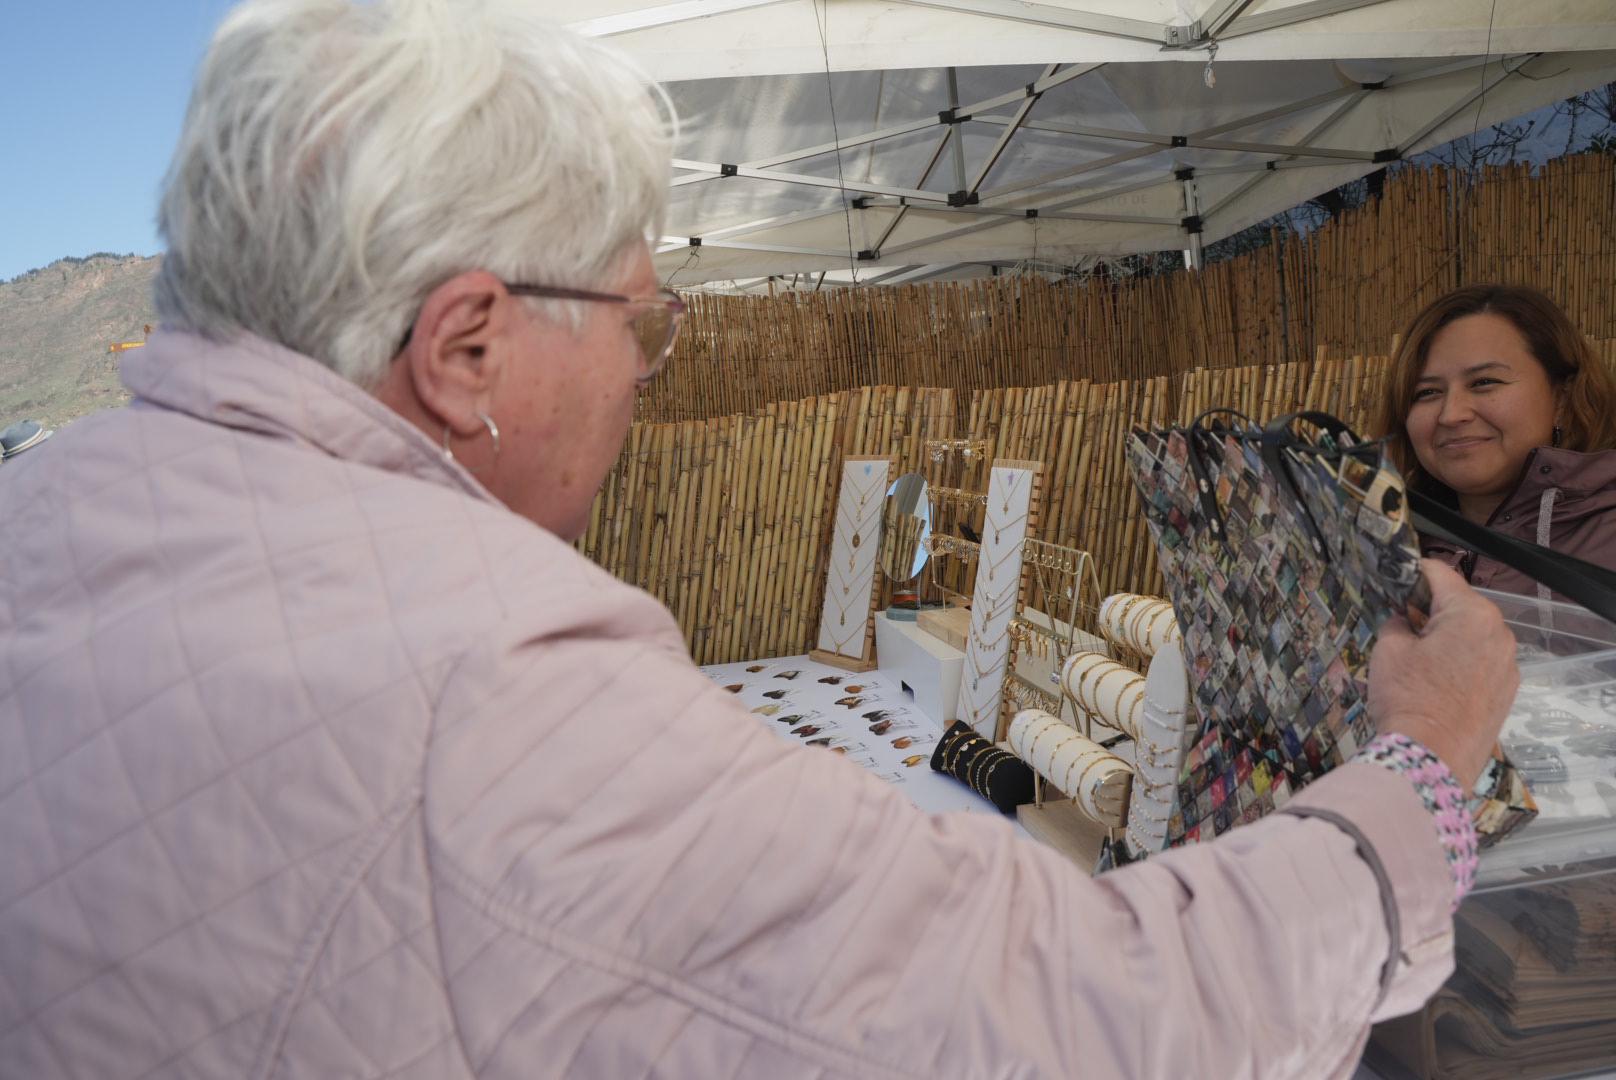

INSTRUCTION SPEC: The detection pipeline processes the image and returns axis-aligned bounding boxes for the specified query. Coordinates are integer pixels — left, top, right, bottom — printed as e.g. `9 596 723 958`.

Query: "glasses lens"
632 298 681 379
633 307 670 374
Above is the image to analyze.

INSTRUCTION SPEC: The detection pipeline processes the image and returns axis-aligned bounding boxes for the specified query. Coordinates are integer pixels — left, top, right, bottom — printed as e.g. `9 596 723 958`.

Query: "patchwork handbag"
1126 409 1538 847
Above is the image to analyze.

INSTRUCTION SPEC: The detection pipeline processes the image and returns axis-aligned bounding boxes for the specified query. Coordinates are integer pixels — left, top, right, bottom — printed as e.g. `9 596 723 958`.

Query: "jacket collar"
121 329 501 505
1492 445 1616 526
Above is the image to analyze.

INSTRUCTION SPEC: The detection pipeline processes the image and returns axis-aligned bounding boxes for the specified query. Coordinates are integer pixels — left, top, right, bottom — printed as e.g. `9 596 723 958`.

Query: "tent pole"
1181 177 1204 271
947 68 968 191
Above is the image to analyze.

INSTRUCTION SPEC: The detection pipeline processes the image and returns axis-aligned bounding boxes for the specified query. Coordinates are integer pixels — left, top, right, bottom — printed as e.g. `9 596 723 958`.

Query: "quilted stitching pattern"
0 336 543 1078
1 332 1459 1079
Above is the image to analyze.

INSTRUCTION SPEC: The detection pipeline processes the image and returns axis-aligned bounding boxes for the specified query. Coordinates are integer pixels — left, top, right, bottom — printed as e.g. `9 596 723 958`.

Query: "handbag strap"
1409 489 1616 624
1183 409 1258 552
1258 411 1374 560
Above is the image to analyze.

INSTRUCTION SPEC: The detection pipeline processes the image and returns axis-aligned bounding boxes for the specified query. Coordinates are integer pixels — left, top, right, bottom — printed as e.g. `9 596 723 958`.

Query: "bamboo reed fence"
579 346 1459 663
639 154 1616 423
581 153 1616 664
588 340 1613 664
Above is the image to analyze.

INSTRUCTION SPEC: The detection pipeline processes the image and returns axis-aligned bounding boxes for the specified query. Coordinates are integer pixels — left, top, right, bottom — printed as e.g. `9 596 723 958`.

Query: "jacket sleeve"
422 617 1454 1080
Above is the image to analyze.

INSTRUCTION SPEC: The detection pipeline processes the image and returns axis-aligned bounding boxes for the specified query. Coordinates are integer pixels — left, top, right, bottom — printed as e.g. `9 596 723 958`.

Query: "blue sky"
0 0 237 281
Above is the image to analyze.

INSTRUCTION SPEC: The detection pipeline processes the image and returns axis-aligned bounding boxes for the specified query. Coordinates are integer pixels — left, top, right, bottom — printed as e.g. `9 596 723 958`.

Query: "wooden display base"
916 604 971 651
808 648 879 673
1016 798 1113 870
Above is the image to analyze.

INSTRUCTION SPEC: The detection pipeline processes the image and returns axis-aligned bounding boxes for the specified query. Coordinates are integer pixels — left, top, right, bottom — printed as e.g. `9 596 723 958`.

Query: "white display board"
955 460 1040 739
814 456 892 667
1126 643 1192 857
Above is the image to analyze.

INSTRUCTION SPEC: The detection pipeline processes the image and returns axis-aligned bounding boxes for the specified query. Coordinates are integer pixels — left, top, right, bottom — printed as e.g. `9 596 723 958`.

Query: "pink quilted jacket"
0 331 1456 1078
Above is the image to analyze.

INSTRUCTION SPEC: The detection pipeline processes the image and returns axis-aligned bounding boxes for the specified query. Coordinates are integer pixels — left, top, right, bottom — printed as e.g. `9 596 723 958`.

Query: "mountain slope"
0 254 159 428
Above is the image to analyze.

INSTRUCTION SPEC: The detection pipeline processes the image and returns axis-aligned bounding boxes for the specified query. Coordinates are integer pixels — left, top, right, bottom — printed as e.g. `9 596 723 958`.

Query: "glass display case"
1369 590 1616 1080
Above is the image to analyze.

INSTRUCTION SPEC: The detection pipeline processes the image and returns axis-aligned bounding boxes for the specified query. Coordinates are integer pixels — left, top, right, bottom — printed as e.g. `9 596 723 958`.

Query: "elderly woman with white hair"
0 1 1519 1077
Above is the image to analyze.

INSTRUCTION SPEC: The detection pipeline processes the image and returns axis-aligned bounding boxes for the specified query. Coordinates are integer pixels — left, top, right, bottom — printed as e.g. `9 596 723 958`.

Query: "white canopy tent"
557 1 1616 289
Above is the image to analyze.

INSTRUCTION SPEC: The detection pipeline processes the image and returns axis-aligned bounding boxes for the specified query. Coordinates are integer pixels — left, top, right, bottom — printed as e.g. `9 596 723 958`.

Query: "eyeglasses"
396 281 686 384
506 283 686 384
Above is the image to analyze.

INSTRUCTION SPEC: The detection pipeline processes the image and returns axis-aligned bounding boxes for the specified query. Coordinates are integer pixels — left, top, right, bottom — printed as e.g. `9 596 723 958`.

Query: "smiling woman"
1376 284 1616 595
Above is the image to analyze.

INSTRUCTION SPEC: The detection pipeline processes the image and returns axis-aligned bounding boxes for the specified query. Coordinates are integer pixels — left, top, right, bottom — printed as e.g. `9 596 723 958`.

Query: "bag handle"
1409 490 1616 625
1258 411 1377 560
1183 409 1258 553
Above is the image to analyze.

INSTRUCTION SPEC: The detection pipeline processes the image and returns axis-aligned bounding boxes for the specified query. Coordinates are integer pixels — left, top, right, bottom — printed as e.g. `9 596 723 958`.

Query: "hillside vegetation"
0 254 159 429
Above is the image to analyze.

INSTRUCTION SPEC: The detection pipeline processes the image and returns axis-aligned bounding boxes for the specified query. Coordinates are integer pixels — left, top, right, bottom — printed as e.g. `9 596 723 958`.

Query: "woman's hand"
1368 560 1520 792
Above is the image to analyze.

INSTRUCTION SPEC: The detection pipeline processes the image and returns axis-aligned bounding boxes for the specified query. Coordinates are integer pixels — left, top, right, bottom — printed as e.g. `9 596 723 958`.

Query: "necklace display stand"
955 459 1043 741
1125 642 1191 857
811 455 894 672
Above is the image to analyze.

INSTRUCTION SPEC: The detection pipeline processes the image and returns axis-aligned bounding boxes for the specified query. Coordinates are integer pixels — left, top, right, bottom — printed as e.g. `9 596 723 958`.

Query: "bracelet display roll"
1097 593 1181 657
1007 709 1134 827
930 720 1036 814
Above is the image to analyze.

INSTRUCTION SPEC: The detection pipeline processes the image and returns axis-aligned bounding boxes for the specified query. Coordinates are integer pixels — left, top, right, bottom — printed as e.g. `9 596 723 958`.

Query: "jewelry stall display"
1002 540 1107 737
1061 652 1146 742
924 532 980 609
878 472 932 584
812 455 894 672
1079 589 1195 860
923 438 988 606
702 655 1022 821
1007 709 1133 828
1097 593 1181 659
1125 645 1193 858
956 460 1044 741
929 720 1036 814
924 438 989 468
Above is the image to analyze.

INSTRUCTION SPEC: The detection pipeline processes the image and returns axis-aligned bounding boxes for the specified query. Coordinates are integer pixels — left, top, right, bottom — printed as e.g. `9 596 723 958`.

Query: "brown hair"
1374 284 1616 499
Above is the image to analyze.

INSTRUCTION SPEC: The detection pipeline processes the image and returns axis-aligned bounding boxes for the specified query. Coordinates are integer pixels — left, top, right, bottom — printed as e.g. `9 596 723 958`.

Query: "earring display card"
956 460 1043 741
813 456 894 670
702 654 1024 824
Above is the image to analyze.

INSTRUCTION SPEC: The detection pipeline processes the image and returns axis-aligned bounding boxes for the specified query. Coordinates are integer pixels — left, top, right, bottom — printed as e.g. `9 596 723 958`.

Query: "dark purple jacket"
1420 446 1616 599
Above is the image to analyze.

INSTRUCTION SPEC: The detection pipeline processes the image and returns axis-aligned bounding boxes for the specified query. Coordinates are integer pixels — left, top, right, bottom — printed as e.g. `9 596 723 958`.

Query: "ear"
394 270 516 436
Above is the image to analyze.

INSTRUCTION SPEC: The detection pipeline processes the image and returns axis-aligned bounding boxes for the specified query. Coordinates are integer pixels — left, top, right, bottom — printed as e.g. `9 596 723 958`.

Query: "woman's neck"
1456 491 1507 525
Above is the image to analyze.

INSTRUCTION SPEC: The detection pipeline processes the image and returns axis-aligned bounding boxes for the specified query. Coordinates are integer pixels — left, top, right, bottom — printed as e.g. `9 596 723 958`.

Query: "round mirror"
879 472 931 582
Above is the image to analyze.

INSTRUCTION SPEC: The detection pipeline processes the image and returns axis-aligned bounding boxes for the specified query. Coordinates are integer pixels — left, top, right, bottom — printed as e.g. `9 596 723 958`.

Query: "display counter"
1369 590 1616 1080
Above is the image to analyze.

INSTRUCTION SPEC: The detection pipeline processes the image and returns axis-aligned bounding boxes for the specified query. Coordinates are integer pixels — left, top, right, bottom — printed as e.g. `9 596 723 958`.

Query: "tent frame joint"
1180 215 1204 234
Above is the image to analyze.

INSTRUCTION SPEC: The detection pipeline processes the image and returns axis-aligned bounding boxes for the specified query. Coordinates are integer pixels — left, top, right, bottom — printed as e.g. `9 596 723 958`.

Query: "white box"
875 610 964 729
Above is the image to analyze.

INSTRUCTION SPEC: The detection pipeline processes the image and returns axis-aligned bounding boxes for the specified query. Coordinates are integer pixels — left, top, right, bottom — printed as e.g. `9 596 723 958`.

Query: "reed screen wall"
581 350 1412 664
639 155 1616 424
583 154 1616 664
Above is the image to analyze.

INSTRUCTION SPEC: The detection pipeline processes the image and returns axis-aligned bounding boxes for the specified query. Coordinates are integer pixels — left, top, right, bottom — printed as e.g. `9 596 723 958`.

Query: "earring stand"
811 455 894 672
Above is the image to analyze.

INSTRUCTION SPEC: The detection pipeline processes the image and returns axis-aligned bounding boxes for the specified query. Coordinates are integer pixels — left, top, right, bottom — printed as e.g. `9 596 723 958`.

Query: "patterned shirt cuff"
1352 733 1478 911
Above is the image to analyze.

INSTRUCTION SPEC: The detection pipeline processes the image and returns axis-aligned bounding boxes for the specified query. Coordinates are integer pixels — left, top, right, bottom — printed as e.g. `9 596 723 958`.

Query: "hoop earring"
441 412 501 464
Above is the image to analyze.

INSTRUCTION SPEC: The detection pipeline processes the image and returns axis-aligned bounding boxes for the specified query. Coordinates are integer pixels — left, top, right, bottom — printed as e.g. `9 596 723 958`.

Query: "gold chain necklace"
993 468 1030 514
965 645 1008 693
836 469 885 550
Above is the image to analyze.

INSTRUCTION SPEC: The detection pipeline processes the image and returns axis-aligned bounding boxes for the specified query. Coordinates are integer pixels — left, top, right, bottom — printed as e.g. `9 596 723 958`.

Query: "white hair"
154 0 673 386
